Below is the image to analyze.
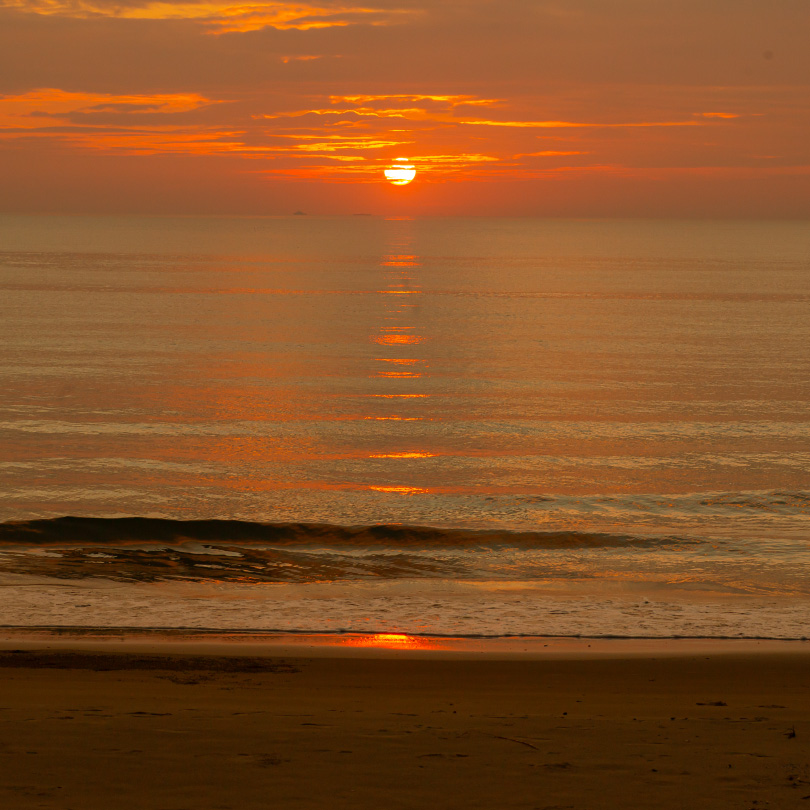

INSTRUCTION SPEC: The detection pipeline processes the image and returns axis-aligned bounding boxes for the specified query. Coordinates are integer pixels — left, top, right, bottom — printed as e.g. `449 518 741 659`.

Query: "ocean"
1 215 809 639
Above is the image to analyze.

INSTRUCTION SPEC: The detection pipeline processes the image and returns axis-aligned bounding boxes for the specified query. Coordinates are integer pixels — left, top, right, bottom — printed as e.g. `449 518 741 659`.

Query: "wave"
0 516 705 584
698 491 810 511
0 516 697 551
515 490 810 514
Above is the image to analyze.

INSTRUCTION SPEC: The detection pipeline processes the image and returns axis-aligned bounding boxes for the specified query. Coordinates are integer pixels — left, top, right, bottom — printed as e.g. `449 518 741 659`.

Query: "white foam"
1 577 807 639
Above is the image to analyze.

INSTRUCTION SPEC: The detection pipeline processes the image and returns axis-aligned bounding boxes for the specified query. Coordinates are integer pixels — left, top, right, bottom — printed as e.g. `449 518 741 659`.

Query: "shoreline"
3 572 809 640
2 626 809 660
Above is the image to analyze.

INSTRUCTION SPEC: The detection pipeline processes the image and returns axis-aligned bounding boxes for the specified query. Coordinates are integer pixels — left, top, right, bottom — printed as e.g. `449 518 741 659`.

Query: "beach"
1 635 809 809
5 0 810 802
2 216 809 807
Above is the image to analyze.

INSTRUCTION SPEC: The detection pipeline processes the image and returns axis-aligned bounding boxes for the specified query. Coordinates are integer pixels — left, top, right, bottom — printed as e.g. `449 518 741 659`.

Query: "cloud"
284 134 412 151
0 0 416 32
0 88 218 128
0 86 760 186
518 150 590 156
459 118 706 129
331 94 500 107
1 1 808 213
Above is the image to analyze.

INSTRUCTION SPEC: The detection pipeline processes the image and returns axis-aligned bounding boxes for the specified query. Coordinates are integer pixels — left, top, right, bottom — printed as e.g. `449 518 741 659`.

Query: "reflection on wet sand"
340 633 449 650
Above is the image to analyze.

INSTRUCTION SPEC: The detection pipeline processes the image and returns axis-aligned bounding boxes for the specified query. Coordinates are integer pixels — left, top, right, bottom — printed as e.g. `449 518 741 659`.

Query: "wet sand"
0 640 808 809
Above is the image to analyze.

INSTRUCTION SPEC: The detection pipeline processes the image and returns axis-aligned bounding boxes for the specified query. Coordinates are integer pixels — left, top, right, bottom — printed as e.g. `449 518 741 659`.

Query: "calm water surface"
1 216 809 637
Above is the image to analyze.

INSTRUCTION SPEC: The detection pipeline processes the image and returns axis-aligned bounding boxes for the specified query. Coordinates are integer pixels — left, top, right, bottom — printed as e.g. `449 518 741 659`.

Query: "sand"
0 637 808 809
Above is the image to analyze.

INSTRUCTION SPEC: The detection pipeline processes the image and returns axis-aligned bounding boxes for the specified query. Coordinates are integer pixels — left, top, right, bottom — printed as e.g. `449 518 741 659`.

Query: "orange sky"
1 0 809 216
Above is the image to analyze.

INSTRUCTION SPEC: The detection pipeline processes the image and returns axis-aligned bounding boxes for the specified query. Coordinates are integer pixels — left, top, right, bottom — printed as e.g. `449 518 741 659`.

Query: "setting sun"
384 158 416 186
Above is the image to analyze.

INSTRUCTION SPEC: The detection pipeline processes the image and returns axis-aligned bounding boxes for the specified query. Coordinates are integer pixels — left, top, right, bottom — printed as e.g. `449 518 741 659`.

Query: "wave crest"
0 516 695 551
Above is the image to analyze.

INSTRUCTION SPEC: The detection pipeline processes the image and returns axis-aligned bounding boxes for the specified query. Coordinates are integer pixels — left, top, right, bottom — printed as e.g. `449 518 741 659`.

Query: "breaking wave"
0 516 708 584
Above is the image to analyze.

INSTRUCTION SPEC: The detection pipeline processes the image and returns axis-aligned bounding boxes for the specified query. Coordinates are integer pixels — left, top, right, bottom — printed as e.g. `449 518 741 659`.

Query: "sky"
1 0 809 216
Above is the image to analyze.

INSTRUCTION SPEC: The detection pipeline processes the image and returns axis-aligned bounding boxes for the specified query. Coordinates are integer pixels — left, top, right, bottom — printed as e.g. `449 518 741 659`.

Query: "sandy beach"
0 636 808 809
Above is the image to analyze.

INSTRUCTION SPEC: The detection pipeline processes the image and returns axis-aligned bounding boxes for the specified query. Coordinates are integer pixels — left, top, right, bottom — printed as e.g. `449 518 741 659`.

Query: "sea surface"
1 215 809 639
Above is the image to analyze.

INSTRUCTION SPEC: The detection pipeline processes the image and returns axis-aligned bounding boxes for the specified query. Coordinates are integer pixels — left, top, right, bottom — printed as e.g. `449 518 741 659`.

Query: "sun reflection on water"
369 485 428 494
363 218 435 493
369 451 435 458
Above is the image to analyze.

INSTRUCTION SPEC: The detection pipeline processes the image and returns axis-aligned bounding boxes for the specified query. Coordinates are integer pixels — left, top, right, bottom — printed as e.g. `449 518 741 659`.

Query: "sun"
384 158 416 186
